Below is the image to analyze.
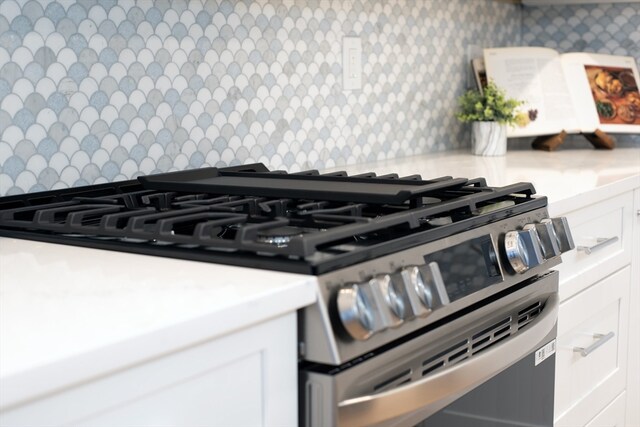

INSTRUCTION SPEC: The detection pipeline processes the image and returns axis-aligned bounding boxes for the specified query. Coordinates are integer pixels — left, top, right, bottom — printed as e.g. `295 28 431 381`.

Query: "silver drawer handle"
573 332 615 357
577 236 619 254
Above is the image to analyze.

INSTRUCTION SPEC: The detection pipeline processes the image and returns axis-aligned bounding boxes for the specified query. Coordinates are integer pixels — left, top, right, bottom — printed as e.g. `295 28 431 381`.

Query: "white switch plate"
342 37 362 91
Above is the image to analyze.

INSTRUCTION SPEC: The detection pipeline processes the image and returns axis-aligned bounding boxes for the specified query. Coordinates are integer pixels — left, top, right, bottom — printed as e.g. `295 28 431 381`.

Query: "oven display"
424 235 502 302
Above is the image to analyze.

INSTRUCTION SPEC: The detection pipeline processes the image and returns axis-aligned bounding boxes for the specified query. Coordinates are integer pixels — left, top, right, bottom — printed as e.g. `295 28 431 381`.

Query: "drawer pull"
577 236 619 254
573 332 615 357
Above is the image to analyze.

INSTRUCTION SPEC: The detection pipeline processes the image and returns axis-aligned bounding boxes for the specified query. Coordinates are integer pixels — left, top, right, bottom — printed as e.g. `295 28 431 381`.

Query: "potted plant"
456 81 525 156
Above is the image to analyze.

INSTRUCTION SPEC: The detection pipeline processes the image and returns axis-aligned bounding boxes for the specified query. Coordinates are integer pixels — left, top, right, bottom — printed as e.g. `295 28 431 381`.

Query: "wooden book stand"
531 129 615 151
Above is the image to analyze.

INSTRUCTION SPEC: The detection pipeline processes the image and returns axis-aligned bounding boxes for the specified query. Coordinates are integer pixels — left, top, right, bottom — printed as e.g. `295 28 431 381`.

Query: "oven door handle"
337 293 558 427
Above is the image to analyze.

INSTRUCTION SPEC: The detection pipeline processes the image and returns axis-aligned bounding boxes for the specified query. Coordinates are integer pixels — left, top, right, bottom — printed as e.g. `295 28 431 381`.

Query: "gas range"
0 164 573 365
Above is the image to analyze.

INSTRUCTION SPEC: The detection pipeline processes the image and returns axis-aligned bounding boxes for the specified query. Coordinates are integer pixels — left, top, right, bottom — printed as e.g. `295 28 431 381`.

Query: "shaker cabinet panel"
0 313 298 427
556 192 633 302
585 391 626 427
554 266 630 427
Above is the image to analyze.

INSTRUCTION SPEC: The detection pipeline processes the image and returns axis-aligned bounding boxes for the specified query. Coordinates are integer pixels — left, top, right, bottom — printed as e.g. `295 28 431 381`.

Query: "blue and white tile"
1 0 524 195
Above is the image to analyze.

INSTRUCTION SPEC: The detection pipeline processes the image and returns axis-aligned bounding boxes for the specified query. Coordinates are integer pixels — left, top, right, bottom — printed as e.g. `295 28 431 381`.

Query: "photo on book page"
585 65 640 125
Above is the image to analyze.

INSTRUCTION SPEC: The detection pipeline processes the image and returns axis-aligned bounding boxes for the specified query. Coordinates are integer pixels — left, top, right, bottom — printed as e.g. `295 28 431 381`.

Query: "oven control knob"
372 274 406 326
400 266 432 317
504 229 545 274
337 284 376 340
544 217 575 253
401 263 450 316
524 222 561 260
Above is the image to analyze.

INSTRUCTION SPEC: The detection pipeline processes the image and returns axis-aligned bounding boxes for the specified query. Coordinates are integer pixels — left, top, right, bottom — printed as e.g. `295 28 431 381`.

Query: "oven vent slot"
419 314 517 378
421 339 469 376
518 301 543 330
470 315 513 355
373 369 412 392
367 298 548 394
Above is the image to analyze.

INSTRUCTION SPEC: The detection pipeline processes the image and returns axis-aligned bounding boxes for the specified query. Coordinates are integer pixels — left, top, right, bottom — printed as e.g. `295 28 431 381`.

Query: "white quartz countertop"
0 239 316 409
326 147 640 215
1 147 639 410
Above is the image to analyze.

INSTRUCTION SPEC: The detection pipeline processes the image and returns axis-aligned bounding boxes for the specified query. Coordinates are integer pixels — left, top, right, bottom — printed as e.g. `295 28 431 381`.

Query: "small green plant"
456 81 523 125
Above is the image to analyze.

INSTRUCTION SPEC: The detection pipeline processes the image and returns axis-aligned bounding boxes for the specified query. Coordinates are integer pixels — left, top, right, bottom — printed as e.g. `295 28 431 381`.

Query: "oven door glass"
416 351 555 427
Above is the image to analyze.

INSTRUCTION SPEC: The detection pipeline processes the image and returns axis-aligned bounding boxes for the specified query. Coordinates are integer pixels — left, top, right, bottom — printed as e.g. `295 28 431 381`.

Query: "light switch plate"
342 37 362 91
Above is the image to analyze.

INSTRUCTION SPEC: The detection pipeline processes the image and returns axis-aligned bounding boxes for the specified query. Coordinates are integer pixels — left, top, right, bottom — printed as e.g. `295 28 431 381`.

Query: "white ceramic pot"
471 121 507 156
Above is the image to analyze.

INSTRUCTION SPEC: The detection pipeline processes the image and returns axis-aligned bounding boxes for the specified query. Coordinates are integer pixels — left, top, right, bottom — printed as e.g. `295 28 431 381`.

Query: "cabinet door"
585 392 626 427
555 192 633 302
554 267 630 427
627 188 640 427
0 313 298 427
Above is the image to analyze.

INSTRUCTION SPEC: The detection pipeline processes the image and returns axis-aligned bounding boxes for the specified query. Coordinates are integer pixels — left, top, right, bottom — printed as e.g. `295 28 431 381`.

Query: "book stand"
531 129 615 151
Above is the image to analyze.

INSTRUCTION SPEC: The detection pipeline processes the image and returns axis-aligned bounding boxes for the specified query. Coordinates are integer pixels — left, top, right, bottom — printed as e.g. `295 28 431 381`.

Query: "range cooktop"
0 163 545 274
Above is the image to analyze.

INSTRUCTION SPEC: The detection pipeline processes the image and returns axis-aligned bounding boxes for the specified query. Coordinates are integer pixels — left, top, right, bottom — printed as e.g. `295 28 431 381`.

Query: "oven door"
301 271 558 427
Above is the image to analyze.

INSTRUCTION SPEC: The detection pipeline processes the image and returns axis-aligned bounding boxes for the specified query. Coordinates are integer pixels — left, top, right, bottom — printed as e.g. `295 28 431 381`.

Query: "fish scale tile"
0 0 522 195
521 2 640 147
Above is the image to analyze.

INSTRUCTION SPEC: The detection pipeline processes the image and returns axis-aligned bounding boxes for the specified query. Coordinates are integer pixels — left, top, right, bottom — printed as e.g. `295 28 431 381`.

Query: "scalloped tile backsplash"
0 0 521 195
0 1 637 196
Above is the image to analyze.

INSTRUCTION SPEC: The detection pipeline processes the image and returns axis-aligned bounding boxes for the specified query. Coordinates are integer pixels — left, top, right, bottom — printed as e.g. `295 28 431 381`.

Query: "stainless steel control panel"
300 207 575 365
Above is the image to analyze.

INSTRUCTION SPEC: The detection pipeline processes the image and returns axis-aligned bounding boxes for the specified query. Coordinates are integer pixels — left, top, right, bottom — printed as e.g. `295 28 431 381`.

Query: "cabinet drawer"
554 266 630 427
0 314 298 427
585 391 626 427
556 192 633 301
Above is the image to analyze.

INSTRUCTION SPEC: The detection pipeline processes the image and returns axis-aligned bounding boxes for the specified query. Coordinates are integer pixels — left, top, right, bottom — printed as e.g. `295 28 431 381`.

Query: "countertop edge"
549 174 640 215
0 275 317 411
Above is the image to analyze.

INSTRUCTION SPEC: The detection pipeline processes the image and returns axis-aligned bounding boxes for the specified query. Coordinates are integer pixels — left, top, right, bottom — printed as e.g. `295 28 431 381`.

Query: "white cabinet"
0 313 298 427
553 189 638 427
555 192 633 302
627 188 640 427
585 392 627 427
554 267 630 427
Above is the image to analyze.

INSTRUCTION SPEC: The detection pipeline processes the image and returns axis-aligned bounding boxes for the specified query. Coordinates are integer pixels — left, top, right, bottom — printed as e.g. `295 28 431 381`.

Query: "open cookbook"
483 47 640 138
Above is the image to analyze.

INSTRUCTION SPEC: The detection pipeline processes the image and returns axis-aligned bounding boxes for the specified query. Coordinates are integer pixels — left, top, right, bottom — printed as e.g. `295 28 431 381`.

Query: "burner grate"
0 163 545 273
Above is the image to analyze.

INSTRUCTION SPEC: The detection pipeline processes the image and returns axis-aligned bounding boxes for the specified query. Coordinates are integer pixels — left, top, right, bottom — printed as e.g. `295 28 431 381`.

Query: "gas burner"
423 216 453 226
257 226 309 247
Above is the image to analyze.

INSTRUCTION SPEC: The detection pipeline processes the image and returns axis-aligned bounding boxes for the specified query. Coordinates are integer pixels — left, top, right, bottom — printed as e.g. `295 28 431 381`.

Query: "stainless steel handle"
337 293 558 427
573 332 615 357
577 236 619 254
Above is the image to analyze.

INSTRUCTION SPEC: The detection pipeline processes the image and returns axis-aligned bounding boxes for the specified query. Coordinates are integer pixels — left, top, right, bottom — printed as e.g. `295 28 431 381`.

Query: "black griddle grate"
137 163 470 206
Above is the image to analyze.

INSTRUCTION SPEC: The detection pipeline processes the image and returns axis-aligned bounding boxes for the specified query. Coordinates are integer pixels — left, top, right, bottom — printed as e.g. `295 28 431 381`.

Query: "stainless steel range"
0 163 574 427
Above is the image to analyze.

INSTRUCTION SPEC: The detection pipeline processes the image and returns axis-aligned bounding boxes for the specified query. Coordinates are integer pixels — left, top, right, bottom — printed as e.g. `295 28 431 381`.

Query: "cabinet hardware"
577 236 619 254
573 332 615 357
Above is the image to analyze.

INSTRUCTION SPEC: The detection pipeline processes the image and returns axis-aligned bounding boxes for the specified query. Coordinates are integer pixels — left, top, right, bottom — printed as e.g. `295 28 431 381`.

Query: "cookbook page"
484 47 581 138
561 53 640 134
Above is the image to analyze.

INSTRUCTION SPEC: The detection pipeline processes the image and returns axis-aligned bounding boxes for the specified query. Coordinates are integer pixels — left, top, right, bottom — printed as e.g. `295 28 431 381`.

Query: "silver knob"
504 229 545 273
524 221 560 259
400 262 450 311
371 274 405 327
400 266 432 317
544 217 575 253
337 284 375 340
420 262 450 306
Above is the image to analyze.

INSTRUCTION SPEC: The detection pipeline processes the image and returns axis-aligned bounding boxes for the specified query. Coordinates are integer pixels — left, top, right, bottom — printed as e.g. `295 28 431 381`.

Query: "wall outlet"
343 37 362 91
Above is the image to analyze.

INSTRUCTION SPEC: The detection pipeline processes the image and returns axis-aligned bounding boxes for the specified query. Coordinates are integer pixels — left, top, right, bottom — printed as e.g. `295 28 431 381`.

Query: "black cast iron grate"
0 163 544 274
